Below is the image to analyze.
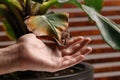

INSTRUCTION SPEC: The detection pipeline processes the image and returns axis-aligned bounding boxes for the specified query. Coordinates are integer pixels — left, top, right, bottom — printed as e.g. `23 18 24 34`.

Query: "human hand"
18 33 92 72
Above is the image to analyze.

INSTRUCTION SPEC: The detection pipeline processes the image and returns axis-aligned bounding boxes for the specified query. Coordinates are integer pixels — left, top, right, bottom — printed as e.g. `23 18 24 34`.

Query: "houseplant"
0 0 120 80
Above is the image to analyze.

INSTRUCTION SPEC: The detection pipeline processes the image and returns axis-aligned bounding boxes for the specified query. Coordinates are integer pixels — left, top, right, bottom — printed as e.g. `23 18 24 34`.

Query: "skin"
0 33 92 75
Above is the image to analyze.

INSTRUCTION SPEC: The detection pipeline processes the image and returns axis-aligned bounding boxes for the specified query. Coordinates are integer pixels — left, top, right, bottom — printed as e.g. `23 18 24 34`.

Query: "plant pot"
22 62 94 80
0 62 94 80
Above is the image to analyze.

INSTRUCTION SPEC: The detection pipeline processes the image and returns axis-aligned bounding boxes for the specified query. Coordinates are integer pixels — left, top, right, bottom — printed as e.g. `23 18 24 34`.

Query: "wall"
0 0 120 80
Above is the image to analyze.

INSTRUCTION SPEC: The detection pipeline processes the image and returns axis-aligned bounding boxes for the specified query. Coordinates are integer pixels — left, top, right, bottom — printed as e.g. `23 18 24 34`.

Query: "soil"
0 66 84 80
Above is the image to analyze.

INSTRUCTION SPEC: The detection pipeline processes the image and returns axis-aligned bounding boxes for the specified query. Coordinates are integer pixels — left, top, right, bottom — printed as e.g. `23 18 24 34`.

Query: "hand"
18 33 92 72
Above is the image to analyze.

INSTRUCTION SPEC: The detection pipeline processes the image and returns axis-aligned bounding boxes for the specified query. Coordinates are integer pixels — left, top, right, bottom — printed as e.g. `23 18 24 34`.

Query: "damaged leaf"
25 13 70 46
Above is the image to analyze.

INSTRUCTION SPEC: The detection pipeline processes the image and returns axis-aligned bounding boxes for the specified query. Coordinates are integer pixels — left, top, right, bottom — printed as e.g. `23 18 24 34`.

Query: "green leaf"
2 19 16 40
68 0 82 8
82 5 120 50
84 0 103 12
8 0 24 11
31 2 41 15
38 0 58 15
0 5 16 40
25 13 69 46
0 0 29 39
35 0 82 15
57 0 82 8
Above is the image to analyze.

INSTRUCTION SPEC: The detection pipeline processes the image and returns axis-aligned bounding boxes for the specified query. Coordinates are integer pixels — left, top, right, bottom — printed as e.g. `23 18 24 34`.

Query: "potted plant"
0 0 120 80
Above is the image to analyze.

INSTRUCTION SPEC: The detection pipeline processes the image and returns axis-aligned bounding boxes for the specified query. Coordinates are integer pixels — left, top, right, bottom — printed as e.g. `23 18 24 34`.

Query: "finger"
60 55 85 70
63 47 92 61
71 47 92 58
78 37 91 49
66 36 84 48
59 47 92 70
62 55 72 61
60 37 84 54
81 47 92 55
69 38 91 55
41 36 88 50
62 37 91 55
59 36 84 50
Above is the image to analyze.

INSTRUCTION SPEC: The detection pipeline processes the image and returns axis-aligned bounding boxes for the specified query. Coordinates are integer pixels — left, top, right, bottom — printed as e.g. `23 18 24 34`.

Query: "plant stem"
0 0 29 39
38 0 58 15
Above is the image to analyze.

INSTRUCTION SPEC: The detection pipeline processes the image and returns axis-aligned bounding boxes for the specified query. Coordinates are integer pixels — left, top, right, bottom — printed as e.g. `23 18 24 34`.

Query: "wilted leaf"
82 5 120 50
25 13 69 46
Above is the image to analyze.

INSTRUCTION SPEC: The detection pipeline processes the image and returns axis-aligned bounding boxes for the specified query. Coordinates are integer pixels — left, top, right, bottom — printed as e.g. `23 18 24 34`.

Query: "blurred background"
0 0 120 80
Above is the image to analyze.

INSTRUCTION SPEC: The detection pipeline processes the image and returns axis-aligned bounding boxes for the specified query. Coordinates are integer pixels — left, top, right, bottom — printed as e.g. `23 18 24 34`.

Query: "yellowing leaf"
25 13 69 46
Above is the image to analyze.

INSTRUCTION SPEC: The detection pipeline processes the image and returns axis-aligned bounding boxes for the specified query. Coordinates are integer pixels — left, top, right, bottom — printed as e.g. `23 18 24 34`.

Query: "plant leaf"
84 0 103 12
25 13 69 46
69 0 82 8
55 0 82 8
2 19 16 40
0 5 16 40
0 0 29 38
4 0 24 11
31 2 41 15
82 5 120 50
25 0 31 16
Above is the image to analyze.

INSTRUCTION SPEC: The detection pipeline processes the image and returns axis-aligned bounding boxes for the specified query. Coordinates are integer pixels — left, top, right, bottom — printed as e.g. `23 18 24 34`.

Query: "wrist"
0 43 21 74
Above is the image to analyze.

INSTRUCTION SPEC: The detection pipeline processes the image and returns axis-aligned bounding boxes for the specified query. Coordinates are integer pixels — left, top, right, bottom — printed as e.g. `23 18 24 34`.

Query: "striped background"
0 0 120 80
